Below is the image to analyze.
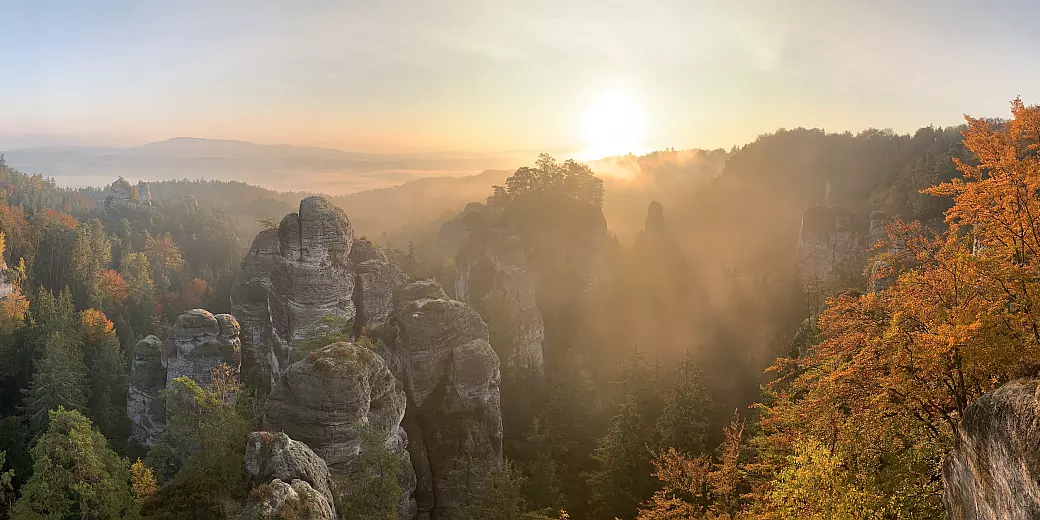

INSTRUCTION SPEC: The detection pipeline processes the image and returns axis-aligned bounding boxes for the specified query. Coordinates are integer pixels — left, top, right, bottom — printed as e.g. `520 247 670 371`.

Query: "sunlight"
579 89 648 160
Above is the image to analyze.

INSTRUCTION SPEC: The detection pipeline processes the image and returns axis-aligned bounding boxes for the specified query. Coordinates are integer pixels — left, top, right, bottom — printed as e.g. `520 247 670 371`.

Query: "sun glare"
580 89 647 160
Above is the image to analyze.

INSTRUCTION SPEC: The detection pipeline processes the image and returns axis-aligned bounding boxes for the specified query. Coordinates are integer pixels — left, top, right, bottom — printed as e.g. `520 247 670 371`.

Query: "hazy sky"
2 0 1038 153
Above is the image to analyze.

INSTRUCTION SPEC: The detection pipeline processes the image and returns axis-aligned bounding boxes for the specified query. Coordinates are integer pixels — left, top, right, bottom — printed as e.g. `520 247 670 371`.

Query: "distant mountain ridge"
2 137 535 194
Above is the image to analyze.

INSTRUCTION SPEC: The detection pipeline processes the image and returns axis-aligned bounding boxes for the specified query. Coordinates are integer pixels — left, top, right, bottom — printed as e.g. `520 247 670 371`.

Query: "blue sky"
1 0 1038 152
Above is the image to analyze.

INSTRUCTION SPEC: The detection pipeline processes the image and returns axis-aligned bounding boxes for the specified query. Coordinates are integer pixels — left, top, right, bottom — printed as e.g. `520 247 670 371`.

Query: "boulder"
263 342 416 519
127 336 166 448
943 378 1040 520
162 309 241 389
379 280 503 520
245 431 336 518
241 479 337 520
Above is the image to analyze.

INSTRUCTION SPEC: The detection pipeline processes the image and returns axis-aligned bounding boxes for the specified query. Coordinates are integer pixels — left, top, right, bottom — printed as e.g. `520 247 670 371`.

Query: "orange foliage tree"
750 98 1040 518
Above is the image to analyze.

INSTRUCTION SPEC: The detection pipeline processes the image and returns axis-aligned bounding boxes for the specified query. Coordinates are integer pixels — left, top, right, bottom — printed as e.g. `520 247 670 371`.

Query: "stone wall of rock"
453 219 544 375
231 196 406 395
244 431 338 520
943 378 1040 520
796 205 868 284
263 342 416 519
127 336 166 449
378 280 503 520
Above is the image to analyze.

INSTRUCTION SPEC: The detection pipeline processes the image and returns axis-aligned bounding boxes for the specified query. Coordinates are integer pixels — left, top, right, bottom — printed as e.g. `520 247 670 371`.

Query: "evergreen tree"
334 425 403 520
11 407 136 519
22 289 88 433
81 309 129 443
586 350 663 519
656 351 715 456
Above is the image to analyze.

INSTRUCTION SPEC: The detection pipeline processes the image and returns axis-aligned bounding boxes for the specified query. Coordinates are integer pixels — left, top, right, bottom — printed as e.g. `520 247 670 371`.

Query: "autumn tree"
751 98 1040 519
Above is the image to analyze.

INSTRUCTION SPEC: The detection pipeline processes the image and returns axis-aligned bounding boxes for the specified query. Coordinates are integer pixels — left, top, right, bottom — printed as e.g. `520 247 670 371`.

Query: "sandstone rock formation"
350 238 409 334
162 309 241 389
241 479 337 520
796 205 868 284
231 196 406 395
105 177 151 209
126 309 240 449
943 378 1040 520
244 431 337 520
127 335 166 449
263 342 416 519
451 205 544 374
378 280 503 520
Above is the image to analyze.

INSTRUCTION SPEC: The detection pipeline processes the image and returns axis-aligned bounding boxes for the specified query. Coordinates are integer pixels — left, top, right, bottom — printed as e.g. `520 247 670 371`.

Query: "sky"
1 0 1039 154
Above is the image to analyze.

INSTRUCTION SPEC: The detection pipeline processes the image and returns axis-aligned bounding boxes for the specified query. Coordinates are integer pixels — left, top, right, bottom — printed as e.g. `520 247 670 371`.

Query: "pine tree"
11 407 135 519
586 350 663 519
22 330 88 433
81 309 128 442
657 351 715 456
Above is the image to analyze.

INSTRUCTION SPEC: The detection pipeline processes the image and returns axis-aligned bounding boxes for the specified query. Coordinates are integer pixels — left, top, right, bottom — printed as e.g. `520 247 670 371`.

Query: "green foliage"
22 293 89 434
505 154 604 209
455 461 529 520
764 438 881 520
0 450 13 518
146 376 251 511
333 425 402 520
291 314 353 363
11 407 136 520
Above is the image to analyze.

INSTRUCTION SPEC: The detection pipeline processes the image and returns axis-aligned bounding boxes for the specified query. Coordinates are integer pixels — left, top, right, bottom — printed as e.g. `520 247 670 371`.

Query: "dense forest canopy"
0 97 1035 519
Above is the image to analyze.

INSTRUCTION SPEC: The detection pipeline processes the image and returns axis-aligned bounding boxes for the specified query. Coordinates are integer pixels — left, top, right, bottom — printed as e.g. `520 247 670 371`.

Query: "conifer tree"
11 407 135 519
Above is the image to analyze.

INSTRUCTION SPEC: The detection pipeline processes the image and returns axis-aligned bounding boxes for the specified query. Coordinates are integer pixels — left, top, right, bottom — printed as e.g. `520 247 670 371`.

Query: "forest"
0 97 1035 520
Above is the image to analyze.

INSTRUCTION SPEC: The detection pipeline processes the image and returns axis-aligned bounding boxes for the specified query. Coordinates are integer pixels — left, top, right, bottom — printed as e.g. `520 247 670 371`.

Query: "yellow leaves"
130 458 157 505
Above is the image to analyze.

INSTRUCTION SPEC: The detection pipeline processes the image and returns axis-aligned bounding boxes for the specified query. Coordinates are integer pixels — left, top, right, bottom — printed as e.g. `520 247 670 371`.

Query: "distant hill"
3 137 533 194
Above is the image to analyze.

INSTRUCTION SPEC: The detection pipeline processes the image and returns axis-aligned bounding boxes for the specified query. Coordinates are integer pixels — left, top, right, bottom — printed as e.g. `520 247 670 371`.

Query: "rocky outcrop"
231 196 406 395
451 206 544 375
241 479 337 520
263 342 415 519
378 280 503 520
162 309 241 389
105 178 150 209
127 336 166 449
245 431 337 520
126 309 240 449
350 238 409 335
943 378 1040 520
796 205 868 284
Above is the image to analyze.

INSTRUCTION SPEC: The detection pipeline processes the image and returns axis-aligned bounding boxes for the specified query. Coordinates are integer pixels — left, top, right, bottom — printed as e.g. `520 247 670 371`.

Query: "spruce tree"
11 407 135 519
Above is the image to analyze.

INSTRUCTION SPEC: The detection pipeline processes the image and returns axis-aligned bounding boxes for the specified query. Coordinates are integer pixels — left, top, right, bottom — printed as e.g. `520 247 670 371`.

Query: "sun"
579 89 647 159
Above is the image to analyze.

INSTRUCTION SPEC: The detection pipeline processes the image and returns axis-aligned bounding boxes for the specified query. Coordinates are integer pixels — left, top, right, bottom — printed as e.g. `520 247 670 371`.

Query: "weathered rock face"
126 309 240 449
379 280 503 520
263 342 416 519
127 336 166 449
245 431 337 519
232 196 406 395
796 205 868 284
452 210 544 375
105 177 150 209
162 309 241 389
943 378 1040 520
241 479 337 520
350 238 409 335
